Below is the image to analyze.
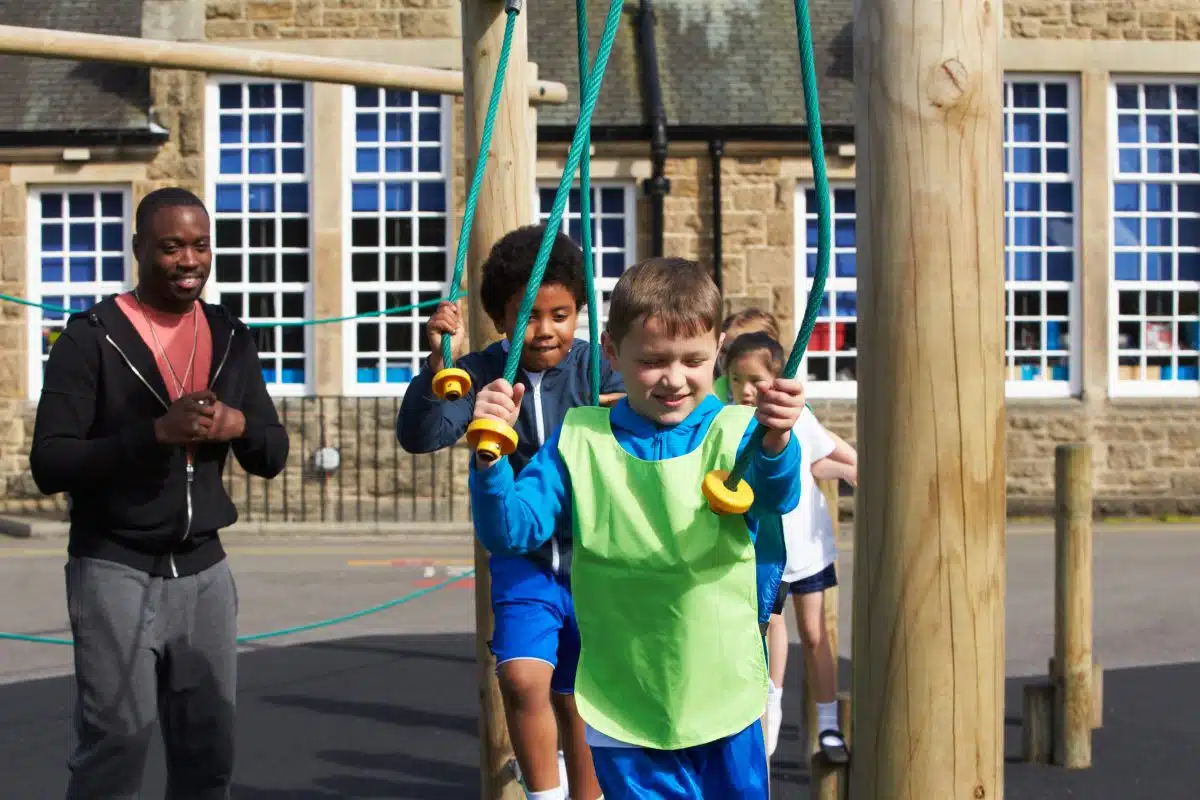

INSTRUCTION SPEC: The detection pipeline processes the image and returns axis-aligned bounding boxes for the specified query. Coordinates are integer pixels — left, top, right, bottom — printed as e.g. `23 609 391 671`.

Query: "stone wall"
205 0 459 41
1005 0 1200 40
654 153 804 336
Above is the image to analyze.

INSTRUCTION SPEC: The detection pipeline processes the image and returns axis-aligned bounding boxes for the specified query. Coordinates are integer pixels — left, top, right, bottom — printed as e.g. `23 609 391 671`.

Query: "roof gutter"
634 0 669 259
538 123 856 144
0 127 169 149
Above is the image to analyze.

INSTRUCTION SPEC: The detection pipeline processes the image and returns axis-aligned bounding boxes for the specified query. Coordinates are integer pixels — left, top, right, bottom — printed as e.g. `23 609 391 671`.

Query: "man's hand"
154 391 217 446
425 301 467 371
472 379 525 468
206 401 247 443
754 377 806 455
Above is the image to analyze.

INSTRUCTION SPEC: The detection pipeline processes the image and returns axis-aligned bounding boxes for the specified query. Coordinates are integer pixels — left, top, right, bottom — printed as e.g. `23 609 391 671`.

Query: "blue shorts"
590 721 768 799
771 562 838 614
488 552 579 694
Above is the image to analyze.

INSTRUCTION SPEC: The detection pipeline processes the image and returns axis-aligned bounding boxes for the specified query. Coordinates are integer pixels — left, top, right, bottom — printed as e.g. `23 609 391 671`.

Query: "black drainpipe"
709 138 724 293
636 0 669 258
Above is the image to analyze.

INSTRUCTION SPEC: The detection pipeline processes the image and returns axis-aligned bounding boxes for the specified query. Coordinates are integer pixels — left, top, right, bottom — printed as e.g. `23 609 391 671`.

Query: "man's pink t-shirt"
115 292 213 402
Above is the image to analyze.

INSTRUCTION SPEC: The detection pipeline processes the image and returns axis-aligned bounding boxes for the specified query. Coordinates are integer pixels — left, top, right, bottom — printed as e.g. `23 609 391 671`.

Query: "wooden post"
1054 443 1094 768
1022 682 1054 764
851 0 1005 797
461 2 533 797
0 23 566 103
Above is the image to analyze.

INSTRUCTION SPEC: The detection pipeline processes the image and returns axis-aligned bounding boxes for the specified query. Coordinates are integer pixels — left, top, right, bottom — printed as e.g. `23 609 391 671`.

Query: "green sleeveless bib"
558 404 767 750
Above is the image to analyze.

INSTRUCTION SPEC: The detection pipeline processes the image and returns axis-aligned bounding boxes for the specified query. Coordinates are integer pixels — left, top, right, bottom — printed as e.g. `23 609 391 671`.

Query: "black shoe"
818 729 850 765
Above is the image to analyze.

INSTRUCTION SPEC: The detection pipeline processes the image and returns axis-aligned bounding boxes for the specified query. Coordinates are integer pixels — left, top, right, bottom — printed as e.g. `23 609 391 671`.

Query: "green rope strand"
725 0 831 489
441 6 520 368
0 568 475 646
501 0 625 385
576 0 601 406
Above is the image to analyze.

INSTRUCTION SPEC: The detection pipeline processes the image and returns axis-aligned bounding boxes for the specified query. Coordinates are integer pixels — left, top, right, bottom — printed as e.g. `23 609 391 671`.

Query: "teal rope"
725 0 831 488
501 0 625 385
0 293 460 329
441 7 519 368
576 0 601 406
0 568 475 646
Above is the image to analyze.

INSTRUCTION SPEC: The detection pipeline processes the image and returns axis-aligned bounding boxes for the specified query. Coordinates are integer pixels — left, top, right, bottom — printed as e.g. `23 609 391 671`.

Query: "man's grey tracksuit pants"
64 556 238 799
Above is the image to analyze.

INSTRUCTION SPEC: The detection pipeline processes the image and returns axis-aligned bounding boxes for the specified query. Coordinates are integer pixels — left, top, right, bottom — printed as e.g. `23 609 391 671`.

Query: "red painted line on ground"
413 577 475 589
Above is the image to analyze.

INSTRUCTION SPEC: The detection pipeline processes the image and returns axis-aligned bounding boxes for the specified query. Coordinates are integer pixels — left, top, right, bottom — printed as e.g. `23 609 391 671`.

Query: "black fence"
222 396 471 524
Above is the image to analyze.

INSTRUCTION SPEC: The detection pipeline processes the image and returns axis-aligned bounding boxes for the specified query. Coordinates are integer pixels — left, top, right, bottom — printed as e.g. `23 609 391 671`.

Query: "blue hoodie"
469 394 799 590
398 337 625 578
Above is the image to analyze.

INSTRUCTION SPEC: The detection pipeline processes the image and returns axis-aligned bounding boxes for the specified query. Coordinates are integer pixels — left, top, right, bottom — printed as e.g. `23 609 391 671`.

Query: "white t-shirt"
782 408 838 583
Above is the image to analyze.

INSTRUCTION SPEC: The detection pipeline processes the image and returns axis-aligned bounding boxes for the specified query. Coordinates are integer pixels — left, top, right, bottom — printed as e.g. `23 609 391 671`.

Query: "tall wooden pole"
461 2 533 798
851 0 1006 797
1053 443 1094 768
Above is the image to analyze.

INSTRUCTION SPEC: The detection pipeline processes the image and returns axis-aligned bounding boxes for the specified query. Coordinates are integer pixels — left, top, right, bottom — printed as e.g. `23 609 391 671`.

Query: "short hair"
135 187 208 238
480 224 586 324
724 331 784 376
605 257 723 346
722 307 780 341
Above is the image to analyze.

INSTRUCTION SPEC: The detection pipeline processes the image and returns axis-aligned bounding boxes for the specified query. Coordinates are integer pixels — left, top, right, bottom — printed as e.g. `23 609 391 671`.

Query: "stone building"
1 0 1200 522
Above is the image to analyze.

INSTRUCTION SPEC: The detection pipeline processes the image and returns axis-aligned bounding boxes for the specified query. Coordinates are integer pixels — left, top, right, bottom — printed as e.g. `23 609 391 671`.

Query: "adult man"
29 187 289 799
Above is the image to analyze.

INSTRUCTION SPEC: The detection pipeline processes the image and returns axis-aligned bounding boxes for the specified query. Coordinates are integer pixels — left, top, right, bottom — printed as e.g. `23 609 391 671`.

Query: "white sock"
768 680 783 706
817 700 839 733
765 680 784 756
527 788 565 800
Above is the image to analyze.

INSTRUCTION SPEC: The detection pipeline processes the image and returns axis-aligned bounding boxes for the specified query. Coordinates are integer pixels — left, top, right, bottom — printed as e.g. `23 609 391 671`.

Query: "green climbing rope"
501 0 625 386
440 4 520 369
0 568 475 646
576 0 601 406
724 0 831 489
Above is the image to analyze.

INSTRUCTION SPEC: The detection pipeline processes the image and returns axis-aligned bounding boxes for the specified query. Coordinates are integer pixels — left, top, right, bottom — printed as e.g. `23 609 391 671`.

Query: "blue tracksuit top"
469 395 799 578
398 337 625 579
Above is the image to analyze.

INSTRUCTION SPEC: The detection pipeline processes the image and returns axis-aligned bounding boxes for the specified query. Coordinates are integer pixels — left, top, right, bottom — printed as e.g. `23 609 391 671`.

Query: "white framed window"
205 78 313 396
792 183 858 399
535 182 637 338
1110 78 1200 396
26 187 132 400
1003 76 1081 398
342 87 451 395
793 76 1082 400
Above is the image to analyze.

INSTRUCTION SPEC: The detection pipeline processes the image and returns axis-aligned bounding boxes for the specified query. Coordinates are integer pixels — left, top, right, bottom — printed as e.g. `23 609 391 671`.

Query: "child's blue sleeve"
468 427 573 555
396 352 485 454
736 421 801 522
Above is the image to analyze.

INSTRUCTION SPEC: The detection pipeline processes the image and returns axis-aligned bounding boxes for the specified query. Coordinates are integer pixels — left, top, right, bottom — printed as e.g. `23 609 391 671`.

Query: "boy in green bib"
469 258 807 799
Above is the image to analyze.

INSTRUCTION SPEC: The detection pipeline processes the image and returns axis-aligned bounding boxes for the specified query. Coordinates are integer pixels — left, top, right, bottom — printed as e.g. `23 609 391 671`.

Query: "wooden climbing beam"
0 23 567 105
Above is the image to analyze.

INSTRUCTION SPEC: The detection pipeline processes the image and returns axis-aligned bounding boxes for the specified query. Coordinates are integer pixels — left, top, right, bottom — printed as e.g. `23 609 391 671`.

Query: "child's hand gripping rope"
752 377 808 455
470 378 526 467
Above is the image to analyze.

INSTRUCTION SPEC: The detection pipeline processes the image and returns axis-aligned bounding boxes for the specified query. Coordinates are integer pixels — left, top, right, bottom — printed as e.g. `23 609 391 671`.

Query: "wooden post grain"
462 2 534 796
851 0 1005 797
1054 443 1094 768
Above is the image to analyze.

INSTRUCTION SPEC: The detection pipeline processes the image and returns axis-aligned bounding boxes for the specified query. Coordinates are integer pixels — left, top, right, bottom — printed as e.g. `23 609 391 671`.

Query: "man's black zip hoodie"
29 295 290 578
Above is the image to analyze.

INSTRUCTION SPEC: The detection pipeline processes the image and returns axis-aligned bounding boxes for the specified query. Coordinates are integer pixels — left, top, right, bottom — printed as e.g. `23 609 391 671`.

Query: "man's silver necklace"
134 288 198 400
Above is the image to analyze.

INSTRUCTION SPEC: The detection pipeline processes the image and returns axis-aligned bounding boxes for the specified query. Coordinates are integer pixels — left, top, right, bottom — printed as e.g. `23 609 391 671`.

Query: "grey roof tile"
529 0 853 131
0 0 150 133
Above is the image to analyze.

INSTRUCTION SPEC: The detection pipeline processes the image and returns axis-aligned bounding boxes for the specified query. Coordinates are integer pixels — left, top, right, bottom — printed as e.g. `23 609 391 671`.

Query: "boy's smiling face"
499 283 579 373
603 315 722 425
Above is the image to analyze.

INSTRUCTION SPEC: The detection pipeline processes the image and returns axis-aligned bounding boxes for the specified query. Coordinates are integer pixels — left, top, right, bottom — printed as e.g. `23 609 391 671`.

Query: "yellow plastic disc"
467 418 519 463
432 367 472 401
702 469 755 515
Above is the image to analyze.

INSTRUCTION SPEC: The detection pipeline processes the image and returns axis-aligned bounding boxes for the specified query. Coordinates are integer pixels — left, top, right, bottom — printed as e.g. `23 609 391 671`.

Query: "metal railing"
223 396 470 524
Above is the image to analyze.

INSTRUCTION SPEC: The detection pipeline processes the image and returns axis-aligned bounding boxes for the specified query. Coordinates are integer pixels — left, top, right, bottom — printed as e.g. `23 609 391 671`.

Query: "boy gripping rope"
470 258 806 799
398 225 623 800
723 331 857 763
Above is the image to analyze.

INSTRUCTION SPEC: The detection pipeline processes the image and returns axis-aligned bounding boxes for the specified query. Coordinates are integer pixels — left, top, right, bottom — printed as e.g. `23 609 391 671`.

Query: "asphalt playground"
2 524 1199 798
